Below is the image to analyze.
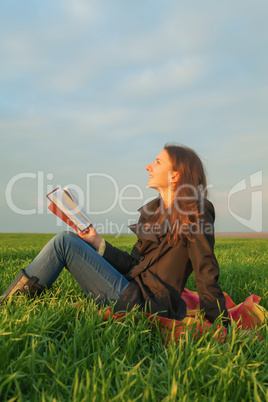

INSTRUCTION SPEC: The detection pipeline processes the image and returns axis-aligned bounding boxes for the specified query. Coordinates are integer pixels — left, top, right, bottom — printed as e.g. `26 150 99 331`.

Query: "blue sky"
1 0 267 234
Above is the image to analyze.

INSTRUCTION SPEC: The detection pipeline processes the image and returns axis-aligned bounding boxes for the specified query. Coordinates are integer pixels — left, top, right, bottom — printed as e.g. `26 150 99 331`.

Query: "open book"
46 187 92 232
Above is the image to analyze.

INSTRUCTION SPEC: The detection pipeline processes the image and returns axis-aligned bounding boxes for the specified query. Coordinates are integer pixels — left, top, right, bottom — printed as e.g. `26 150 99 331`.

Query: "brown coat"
103 196 228 323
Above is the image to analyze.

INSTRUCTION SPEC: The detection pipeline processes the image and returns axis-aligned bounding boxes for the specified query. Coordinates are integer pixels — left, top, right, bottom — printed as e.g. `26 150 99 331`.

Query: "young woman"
1 144 229 326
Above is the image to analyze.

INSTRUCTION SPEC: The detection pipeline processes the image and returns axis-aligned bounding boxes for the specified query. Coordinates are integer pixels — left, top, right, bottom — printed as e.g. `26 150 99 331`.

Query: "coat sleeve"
102 241 140 275
187 202 229 325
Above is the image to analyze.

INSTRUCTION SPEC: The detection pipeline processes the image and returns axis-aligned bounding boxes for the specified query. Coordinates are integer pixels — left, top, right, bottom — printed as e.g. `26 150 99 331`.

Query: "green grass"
0 233 267 401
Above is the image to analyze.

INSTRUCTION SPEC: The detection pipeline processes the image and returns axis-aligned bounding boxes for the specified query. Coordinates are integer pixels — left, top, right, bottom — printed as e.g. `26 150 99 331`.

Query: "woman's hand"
78 225 102 252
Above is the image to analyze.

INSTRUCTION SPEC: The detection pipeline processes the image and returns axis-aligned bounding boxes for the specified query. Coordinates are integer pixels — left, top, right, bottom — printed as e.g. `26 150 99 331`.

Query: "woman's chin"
147 182 160 192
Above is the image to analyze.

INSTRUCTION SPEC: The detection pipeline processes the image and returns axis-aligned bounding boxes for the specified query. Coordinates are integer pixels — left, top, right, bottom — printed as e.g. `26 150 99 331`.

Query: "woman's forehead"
156 149 170 162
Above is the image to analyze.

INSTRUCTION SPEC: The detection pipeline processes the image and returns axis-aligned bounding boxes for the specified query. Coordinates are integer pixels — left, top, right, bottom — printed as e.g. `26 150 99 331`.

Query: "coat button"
140 255 145 261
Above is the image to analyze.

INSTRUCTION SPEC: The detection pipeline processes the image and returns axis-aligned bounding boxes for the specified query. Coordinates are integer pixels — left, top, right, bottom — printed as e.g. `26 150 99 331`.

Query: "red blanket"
101 289 267 341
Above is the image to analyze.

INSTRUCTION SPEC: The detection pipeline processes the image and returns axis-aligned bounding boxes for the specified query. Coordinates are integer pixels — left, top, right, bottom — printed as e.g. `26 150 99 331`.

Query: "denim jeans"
25 232 129 305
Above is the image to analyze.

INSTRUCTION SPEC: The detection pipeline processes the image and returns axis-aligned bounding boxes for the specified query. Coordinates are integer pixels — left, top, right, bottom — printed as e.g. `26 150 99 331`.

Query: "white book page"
48 187 92 231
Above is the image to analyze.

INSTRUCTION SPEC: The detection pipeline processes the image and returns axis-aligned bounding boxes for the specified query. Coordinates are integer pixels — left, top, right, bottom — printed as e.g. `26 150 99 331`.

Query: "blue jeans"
25 232 129 305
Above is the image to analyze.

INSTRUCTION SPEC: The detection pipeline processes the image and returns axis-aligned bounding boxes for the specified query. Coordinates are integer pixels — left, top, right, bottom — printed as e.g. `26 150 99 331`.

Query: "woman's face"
146 149 176 193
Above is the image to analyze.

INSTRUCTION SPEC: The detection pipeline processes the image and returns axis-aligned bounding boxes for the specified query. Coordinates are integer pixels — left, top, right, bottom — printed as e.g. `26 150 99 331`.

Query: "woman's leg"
24 232 129 304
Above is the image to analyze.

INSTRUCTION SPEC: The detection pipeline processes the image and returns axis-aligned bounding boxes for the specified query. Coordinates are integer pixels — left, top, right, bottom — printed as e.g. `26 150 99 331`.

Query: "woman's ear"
171 171 180 184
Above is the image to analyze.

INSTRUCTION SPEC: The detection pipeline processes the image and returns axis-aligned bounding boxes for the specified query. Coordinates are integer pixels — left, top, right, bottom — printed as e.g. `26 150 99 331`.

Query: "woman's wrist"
92 236 102 252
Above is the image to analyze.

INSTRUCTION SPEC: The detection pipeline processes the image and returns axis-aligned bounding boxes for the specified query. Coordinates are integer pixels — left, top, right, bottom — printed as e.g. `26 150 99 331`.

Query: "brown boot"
0 270 44 303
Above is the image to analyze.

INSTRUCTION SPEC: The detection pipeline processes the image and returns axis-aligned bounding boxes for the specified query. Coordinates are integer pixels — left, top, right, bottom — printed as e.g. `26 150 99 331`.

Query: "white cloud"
58 0 97 22
61 107 134 134
121 58 205 97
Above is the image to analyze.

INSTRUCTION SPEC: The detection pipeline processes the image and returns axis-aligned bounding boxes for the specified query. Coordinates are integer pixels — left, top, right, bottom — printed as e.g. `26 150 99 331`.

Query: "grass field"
0 233 267 401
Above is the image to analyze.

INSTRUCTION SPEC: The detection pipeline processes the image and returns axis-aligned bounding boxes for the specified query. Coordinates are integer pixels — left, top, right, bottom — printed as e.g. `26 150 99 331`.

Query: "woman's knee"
52 231 78 250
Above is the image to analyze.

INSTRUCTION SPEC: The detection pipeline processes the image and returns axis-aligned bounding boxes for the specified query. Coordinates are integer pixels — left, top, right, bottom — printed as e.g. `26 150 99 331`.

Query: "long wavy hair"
151 144 208 246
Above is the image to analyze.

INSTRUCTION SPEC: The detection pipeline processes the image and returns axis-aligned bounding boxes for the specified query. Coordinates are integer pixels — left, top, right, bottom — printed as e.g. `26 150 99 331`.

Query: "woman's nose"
146 164 152 172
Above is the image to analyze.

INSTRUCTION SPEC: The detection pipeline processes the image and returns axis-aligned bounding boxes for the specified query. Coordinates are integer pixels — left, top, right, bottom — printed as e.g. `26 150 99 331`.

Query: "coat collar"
128 196 213 243
138 195 161 219
128 196 167 242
